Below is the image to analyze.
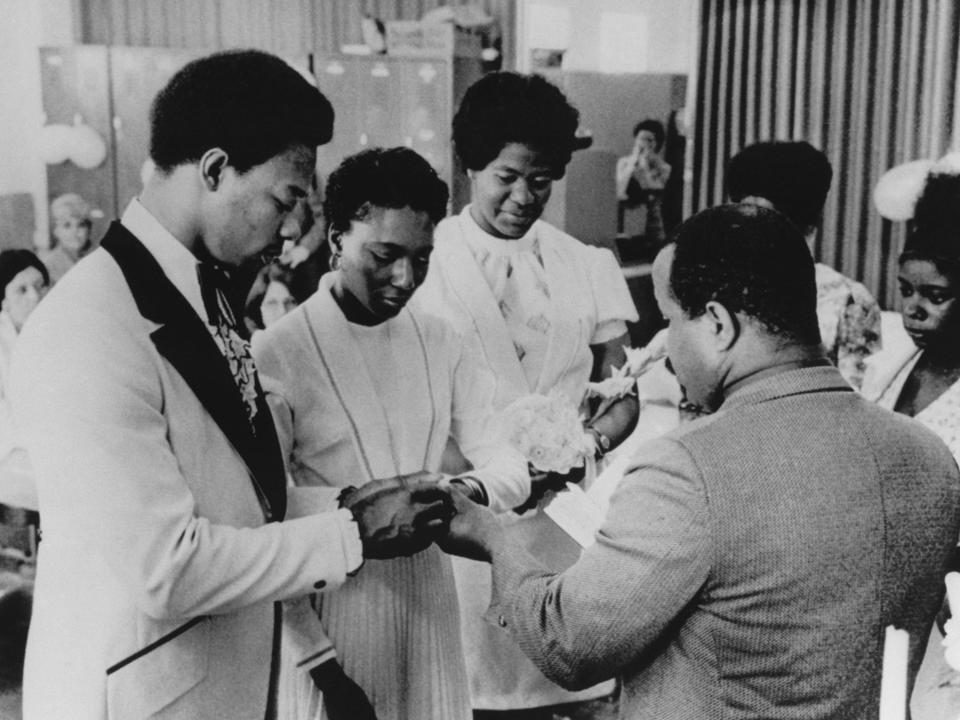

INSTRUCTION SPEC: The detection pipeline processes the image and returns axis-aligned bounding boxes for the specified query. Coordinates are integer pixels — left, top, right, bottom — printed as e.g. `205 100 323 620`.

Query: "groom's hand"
341 472 454 559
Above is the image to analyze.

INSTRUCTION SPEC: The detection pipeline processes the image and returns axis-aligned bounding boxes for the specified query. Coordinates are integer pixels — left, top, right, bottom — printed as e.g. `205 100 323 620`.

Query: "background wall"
76 0 516 63
0 0 512 252
691 0 960 308
0 0 73 249
517 0 698 75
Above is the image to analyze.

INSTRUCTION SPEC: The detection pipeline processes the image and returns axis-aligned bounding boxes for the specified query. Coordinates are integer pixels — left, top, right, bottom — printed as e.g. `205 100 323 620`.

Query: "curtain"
689 0 960 307
78 0 514 62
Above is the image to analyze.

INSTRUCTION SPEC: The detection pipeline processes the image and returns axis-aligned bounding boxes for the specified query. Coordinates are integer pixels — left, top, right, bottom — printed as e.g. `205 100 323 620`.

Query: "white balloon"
69 124 108 169
140 158 156 187
931 151 960 175
38 124 73 165
873 159 936 221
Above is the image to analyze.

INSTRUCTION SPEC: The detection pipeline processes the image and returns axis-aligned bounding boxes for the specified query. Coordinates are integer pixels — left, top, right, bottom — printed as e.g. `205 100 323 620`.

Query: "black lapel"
100 222 287 521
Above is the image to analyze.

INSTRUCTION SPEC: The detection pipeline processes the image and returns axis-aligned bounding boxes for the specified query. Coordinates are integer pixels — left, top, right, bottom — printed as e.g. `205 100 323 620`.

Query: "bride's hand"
311 660 379 720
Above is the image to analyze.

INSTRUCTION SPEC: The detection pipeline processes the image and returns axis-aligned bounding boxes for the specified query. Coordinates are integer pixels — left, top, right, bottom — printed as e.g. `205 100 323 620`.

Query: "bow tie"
197 262 242 333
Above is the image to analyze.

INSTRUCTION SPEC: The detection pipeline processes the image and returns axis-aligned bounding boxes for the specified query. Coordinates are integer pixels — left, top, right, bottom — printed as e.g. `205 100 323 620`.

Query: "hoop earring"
330 252 341 271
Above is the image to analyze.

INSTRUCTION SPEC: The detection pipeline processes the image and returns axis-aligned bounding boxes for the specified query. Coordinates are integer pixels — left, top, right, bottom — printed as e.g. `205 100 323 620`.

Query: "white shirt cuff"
336 507 363 575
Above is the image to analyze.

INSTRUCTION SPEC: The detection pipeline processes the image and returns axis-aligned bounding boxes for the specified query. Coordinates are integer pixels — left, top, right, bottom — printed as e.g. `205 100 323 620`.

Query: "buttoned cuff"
336 508 363 576
482 535 550 634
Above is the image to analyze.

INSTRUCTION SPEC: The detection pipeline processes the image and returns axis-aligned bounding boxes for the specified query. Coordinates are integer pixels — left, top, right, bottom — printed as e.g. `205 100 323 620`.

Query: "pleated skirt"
280 544 471 720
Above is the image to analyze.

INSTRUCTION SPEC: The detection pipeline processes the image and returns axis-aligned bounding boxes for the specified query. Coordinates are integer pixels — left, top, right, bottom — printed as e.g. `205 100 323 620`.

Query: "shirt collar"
120 198 208 324
458 204 540 258
722 363 852 412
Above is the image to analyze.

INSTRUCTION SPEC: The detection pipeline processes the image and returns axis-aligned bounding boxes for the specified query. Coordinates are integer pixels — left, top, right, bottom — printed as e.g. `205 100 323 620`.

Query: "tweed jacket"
488 365 960 719
11 221 361 719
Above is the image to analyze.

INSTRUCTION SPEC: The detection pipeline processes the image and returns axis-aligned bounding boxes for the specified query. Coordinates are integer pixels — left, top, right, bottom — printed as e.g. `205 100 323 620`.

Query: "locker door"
39 46 115 245
109 47 205 213
396 58 451 182
313 55 359 178
354 57 404 151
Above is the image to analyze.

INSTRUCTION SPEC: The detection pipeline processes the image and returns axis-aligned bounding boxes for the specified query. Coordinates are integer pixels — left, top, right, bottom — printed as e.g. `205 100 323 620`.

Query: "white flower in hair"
873 158 936 221
931 151 960 176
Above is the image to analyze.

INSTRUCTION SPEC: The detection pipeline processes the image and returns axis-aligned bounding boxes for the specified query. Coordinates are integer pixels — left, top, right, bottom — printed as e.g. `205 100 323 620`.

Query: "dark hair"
150 50 334 174
0 249 49 295
727 141 833 230
244 262 298 329
323 147 449 236
901 172 960 281
632 119 666 152
452 72 580 177
669 203 821 346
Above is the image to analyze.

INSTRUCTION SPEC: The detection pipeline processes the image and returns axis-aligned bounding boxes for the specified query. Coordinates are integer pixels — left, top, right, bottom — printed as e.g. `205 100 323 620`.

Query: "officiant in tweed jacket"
440 204 960 720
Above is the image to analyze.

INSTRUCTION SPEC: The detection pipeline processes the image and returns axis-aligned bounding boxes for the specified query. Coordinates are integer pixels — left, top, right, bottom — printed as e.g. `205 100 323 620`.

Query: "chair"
0 504 38 574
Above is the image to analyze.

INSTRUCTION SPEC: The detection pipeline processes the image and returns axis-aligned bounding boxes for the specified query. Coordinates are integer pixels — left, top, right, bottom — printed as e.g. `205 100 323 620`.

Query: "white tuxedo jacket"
11 223 358 719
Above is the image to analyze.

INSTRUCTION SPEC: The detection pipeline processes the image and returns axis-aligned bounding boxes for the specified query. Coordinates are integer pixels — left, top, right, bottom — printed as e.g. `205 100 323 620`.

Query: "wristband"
451 476 489 506
586 426 611 458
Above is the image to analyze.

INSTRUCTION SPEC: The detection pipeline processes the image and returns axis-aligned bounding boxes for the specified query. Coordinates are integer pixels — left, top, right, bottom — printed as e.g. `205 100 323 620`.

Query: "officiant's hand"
340 472 454 559
513 465 586 514
437 485 502 563
310 659 379 720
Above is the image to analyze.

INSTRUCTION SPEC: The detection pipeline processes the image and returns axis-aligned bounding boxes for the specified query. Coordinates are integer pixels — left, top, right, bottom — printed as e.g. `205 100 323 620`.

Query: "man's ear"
198 148 229 191
704 300 739 351
327 225 342 253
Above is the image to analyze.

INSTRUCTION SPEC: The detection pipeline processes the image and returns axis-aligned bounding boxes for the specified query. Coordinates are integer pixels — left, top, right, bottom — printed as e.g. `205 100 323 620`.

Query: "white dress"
414 206 639 710
862 314 960 720
252 273 529 720
0 310 35 510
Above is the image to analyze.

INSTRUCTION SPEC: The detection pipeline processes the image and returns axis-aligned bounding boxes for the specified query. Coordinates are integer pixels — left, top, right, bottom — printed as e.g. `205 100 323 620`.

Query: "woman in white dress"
0 250 49 513
861 171 960 720
415 72 640 719
252 147 530 720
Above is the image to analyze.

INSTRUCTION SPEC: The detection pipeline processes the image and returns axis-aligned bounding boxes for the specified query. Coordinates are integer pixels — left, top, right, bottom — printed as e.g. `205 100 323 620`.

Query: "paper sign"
879 625 908 720
543 482 606 548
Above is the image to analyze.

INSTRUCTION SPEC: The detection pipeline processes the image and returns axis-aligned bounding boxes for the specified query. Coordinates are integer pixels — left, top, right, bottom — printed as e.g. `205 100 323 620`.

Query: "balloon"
873 159 935 221
139 158 156 187
37 124 73 165
69 124 107 169
931 151 960 175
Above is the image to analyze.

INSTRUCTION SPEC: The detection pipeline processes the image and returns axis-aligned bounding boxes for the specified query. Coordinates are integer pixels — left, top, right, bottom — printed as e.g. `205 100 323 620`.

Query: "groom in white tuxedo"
10 50 450 720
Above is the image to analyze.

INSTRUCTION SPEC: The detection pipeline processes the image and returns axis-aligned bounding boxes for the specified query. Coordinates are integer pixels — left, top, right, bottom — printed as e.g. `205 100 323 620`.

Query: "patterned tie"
197 263 260 426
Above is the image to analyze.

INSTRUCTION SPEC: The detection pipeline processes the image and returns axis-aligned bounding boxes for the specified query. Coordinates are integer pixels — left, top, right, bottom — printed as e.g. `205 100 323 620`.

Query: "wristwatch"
587 426 611 458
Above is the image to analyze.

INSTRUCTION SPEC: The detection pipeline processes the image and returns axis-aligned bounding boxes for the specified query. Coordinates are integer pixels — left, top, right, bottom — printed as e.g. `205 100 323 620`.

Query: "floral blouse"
815 263 882 389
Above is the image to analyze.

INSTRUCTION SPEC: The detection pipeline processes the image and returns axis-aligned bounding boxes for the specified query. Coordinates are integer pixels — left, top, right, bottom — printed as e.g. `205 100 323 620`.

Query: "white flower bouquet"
582 339 666 424
495 391 595 474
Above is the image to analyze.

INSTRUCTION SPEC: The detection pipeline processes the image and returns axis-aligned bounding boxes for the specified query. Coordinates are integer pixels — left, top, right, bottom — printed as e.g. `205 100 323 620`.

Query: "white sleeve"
449 333 530 512
586 247 639 345
11 305 360 620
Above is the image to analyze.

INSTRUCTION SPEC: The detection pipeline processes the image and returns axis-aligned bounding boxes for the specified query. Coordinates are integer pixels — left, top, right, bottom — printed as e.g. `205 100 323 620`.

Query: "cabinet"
40 46 209 243
108 47 206 212
313 52 483 213
39 46 116 245
40 45 485 235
